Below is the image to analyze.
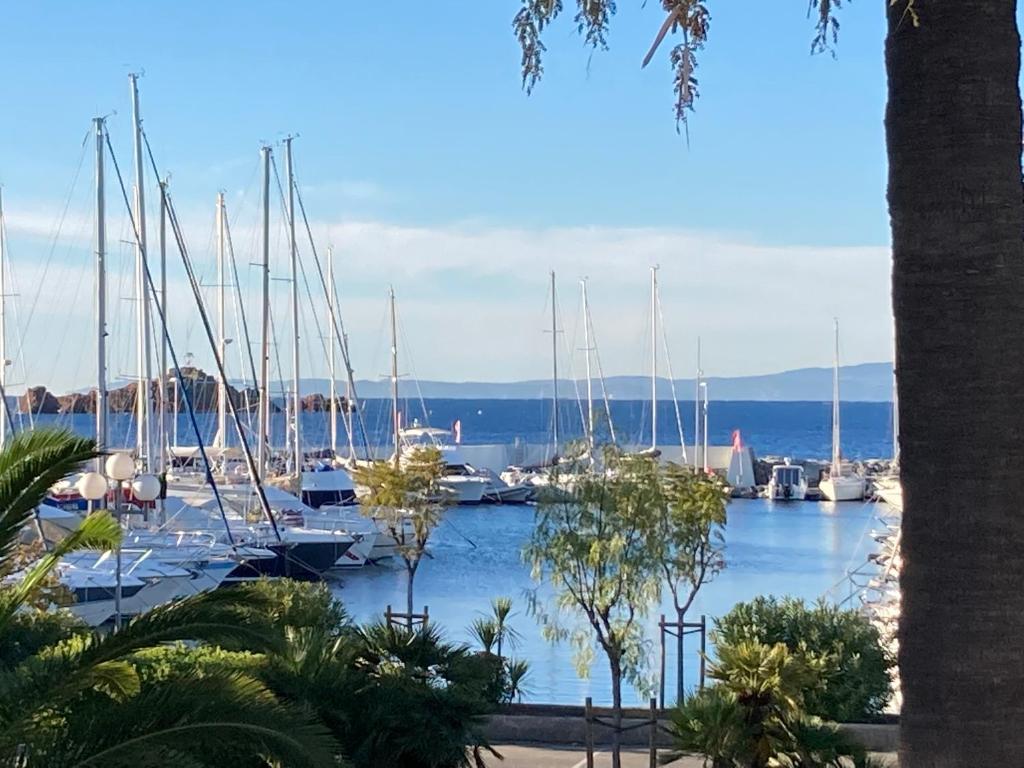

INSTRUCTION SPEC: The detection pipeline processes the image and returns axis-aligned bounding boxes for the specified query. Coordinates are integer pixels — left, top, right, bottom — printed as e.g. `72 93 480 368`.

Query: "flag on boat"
453 419 462 444
731 429 743 453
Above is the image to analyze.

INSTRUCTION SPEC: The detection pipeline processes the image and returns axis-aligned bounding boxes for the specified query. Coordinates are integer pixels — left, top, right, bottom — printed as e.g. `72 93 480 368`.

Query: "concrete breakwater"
755 456 898 487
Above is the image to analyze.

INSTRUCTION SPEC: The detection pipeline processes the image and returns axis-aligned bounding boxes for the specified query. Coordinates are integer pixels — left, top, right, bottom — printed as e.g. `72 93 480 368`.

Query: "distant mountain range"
286 362 894 402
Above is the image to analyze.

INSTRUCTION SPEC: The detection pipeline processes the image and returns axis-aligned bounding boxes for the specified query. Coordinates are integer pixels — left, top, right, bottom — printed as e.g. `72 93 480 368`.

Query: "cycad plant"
489 596 522 660
665 640 877 768
0 428 336 767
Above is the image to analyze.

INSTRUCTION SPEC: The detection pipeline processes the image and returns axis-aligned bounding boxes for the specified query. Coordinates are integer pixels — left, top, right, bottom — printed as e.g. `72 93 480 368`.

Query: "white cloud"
0 199 893 392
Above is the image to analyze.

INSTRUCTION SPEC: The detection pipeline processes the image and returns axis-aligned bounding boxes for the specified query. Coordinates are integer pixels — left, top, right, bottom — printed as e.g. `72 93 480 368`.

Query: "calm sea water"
30 397 895 461
334 498 880 706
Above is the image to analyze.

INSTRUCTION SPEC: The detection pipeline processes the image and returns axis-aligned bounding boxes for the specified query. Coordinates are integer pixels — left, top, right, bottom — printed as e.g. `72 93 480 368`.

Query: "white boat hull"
485 484 534 504
440 476 488 504
819 475 866 502
768 480 808 501
332 533 376 568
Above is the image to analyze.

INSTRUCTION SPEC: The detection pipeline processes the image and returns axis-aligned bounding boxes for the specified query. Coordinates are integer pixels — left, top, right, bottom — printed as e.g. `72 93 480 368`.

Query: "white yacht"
398 424 491 504
301 463 357 508
162 485 356 579
767 462 808 501
53 551 196 627
818 319 866 502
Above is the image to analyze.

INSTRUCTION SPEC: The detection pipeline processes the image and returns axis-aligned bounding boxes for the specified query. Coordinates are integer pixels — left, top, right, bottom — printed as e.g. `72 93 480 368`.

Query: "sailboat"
819 319 866 502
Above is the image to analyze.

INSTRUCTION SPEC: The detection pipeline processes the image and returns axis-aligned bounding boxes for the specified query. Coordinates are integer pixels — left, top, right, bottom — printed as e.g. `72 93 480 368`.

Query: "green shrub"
713 596 893 721
131 643 260 685
0 608 87 669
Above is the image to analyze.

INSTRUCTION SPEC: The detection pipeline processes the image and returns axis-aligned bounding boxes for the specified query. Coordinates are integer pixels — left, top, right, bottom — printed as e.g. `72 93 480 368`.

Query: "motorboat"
51 551 196 627
479 469 534 504
767 462 808 501
301 463 357 508
398 424 491 504
162 485 356 580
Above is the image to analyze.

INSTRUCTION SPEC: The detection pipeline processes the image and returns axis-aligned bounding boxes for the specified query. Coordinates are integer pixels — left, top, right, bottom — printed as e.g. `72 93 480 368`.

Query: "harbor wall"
354 443 757 485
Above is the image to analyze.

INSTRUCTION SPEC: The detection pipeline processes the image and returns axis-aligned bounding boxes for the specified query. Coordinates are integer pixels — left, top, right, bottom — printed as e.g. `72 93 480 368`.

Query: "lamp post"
76 453 160 630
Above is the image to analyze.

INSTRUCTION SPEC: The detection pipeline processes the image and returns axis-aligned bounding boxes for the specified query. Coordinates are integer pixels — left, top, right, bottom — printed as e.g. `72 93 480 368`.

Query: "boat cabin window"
774 467 802 485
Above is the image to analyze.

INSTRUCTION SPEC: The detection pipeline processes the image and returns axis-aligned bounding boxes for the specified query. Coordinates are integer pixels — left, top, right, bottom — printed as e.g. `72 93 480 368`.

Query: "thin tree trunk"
886 1 1024 765
609 654 623 768
401 561 413 630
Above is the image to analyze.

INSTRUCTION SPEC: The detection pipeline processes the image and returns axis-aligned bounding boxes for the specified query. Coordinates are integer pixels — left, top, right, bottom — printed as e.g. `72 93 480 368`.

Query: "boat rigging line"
292 176 372 459
222 206 261 426
137 126 283 540
655 283 688 463
103 127 242 545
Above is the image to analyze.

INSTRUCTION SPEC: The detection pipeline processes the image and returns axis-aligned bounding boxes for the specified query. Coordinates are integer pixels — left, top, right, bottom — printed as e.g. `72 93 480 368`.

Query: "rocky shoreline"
19 367 349 416
754 456 898 487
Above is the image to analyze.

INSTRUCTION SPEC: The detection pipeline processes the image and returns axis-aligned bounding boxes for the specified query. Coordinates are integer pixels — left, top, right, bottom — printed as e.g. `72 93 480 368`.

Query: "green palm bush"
0 428 336 767
665 640 879 768
244 579 502 768
714 596 893 721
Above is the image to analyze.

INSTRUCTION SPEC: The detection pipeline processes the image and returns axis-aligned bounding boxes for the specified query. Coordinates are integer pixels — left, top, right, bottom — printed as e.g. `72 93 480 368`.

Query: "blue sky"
0 1 892 393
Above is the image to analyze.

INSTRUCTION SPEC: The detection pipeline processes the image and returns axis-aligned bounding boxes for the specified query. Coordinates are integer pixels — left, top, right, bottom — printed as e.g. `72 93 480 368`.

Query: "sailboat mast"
216 192 228 449
129 73 153 472
702 381 709 473
257 146 272 479
284 138 301 475
328 246 338 457
581 278 594 449
650 266 658 450
390 287 400 468
831 318 842 476
93 118 108 469
694 337 701 471
550 270 558 453
157 180 168 468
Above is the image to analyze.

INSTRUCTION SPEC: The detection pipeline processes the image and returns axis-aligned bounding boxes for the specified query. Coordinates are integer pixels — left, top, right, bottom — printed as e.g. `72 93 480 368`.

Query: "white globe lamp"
105 453 135 482
131 473 161 503
76 471 109 501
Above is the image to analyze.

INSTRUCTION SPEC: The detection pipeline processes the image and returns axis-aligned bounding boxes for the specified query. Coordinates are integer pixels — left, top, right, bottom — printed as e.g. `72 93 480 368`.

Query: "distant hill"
288 362 894 402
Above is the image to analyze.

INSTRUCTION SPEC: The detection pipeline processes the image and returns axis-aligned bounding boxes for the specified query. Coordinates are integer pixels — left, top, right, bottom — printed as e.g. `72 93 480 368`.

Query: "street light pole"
113 480 123 631
79 453 158 632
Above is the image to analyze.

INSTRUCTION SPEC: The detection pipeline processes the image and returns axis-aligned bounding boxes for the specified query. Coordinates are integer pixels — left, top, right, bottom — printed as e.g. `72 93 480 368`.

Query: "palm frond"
468 618 498 654
25 672 337 768
0 588 285 739
0 512 120 629
0 429 98 567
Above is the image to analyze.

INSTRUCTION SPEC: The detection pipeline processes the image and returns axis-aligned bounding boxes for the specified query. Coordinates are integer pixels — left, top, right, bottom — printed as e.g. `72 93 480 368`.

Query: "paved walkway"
494 744 898 767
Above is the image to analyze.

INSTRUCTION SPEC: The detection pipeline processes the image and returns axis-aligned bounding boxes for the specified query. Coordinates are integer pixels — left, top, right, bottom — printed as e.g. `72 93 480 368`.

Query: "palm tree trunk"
886 1 1024 764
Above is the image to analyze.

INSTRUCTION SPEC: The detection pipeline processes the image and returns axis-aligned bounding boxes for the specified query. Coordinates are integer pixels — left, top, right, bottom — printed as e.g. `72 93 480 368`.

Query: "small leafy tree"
355 446 450 624
656 464 728 618
525 452 663 768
